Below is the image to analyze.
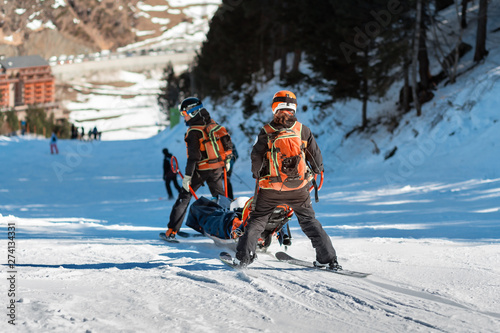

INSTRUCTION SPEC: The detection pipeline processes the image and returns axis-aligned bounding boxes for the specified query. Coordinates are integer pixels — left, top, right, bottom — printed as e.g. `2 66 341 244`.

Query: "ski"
176 230 205 238
219 251 244 270
275 251 369 278
159 232 180 243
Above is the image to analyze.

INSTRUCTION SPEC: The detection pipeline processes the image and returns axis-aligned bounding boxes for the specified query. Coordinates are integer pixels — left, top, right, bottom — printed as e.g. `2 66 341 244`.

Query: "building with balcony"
0 55 64 122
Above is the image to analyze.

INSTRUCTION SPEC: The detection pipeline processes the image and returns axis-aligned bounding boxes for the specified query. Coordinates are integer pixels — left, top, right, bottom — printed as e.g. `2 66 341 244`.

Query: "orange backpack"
187 119 233 171
258 122 313 191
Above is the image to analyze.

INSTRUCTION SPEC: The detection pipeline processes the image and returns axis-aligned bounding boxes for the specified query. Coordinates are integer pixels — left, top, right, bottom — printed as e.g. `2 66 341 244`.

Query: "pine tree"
5 110 19 133
157 62 180 116
299 0 410 128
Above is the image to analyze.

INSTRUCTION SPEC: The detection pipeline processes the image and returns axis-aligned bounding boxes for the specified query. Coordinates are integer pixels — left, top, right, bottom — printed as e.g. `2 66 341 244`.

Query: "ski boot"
314 257 343 271
165 228 177 241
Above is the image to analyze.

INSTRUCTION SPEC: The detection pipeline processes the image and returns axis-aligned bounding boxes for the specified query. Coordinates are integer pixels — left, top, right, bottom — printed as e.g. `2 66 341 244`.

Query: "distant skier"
50 132 59 155
162 148 181 200
234 90 340 270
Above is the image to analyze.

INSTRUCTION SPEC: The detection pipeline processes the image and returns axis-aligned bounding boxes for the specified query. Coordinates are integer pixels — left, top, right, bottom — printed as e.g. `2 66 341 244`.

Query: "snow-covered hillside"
66 70 167 141
1 2 500 333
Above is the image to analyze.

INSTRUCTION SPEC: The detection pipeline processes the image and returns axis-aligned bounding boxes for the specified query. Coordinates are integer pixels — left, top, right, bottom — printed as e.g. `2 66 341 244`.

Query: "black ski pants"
168 168 225 232
236 187 336 265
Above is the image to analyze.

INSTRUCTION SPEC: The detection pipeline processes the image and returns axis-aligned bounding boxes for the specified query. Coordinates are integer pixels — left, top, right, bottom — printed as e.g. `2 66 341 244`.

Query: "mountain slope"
0 0 221 58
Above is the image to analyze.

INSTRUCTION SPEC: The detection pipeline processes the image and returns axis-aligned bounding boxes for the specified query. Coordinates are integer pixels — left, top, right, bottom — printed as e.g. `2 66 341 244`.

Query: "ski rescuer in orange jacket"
234 90 341 270
165 97 233 241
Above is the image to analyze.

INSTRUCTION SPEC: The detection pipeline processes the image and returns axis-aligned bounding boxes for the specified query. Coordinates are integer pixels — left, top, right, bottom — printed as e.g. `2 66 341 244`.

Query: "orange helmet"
271 90 297 114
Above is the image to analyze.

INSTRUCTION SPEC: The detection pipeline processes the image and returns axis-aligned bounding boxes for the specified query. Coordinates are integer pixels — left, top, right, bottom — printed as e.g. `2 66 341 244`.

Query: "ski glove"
182 175 192 192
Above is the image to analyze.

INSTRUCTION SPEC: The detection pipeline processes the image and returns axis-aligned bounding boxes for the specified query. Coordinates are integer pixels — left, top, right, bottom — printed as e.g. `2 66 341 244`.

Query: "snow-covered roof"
0 55 49 69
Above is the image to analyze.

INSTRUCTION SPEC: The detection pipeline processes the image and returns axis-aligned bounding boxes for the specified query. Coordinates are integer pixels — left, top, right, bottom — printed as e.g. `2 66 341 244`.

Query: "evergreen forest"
159 0 490 130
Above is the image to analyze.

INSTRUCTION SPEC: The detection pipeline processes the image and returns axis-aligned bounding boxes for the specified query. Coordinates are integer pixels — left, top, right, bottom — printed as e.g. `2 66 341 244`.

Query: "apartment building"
0 55 63 121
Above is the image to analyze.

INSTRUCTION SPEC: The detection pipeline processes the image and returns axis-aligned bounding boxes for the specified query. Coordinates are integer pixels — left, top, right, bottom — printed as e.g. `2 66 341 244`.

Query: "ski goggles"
272 96 297 114
179 103 203 118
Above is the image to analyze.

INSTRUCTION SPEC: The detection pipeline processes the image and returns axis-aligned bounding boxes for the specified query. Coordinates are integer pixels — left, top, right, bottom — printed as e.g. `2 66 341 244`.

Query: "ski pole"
171 156 198 200
223 165 228 198
309 171 323 202
252 179 259 211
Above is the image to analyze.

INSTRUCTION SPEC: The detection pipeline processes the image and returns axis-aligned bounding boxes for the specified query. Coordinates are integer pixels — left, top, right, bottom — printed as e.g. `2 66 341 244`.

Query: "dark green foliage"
193 0 262 97
242 91 260 119
24 107 71 138
294 0 413 127
435 0 454 11
5 110 19 132
52 118 72 139
177 71 193 99
158 62 180 117
25 106 50 136
191 0 414 126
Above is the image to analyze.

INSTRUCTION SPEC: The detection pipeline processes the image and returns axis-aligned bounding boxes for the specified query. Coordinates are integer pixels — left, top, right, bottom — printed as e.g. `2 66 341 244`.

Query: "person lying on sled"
185 195 293 251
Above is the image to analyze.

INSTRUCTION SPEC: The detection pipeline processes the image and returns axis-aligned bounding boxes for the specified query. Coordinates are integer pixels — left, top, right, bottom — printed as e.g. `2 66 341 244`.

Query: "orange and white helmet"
271 90 297 114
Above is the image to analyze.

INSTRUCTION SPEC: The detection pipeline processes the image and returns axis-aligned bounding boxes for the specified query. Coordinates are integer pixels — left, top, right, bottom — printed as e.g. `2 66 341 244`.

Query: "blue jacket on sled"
186 196 293 249
186 196 236 239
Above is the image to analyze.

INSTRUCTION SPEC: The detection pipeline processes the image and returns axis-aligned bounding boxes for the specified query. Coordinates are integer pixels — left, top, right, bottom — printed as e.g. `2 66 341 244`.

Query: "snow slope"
66 70 167 141
1 127 500 332
1 76 500 332
2 3 500 333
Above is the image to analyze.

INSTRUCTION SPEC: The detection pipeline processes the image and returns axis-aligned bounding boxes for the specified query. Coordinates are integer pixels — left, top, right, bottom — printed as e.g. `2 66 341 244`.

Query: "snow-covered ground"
1 70 500 331
2 2 500 332
1 126 500 332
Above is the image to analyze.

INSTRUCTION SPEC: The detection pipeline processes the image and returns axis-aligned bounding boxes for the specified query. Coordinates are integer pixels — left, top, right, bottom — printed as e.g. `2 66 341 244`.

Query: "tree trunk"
266 41 276 81
189 64 196 96
450 1 464 84
412 0 422 116
292 48 301 73
403 59 411 112
473 0 488 62
461 0 468 29
418 0 431 91
279 24 288 81
361 51 369 129
362 77 368 129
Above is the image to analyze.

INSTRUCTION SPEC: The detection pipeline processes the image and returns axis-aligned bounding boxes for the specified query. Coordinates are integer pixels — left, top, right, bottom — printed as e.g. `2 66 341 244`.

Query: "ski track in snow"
1 234 498 332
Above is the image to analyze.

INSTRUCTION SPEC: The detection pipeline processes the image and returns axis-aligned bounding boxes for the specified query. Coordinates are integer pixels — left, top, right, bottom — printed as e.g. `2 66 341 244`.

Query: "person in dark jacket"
162 148 181 199
235 90 341 270
164 97 228 240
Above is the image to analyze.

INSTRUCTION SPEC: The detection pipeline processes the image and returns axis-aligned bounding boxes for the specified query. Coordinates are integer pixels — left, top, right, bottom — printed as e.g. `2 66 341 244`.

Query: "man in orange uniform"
165 97 231 241
235 90 340 270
